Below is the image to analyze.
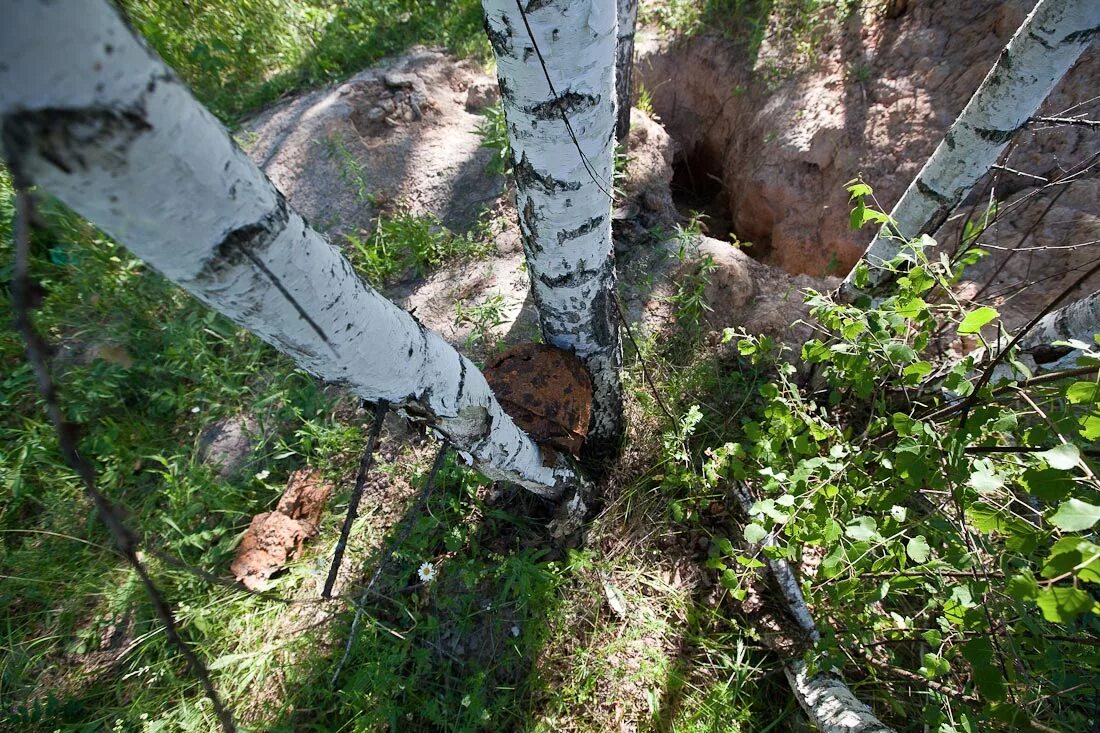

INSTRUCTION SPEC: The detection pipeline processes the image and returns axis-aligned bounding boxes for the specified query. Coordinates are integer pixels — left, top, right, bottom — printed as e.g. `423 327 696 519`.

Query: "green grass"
121 0 490 123
5 2 1099 732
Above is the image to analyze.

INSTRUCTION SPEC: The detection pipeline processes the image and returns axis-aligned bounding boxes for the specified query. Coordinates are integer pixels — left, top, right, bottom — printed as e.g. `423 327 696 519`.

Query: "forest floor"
2 1 1099 732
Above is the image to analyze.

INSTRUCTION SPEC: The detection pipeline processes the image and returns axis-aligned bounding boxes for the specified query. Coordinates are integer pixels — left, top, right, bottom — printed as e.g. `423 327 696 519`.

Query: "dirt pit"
636 0 1100 327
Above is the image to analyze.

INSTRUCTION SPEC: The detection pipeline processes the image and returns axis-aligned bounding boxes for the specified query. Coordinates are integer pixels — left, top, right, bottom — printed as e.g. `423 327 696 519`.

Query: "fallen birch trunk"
0 0 579 500
731 483 896 733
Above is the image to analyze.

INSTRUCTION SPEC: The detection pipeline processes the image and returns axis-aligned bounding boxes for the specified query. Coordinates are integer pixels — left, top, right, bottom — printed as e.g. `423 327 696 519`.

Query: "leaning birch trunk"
840 0 1100 300
1019 289 1100 369
731 484 895 733
482 0 625 455
615 0 639 141
0 0 577 500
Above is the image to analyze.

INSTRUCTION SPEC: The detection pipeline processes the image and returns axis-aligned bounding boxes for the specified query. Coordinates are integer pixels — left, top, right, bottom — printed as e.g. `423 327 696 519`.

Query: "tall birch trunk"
840 0 1100 300
482 0 625 456
615 0 639 141
0 0 577 499
1020 289 1100 368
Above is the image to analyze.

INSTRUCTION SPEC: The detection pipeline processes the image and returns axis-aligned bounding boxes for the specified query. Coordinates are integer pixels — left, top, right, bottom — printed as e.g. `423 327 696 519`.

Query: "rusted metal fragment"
484 343 592 458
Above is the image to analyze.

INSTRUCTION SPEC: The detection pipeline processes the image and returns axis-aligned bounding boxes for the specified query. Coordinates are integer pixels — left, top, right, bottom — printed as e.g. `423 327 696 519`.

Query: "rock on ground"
199 414 262 480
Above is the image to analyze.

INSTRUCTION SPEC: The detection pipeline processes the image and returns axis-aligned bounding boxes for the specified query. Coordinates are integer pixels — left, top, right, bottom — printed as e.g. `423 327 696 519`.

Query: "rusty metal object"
484 343 592 459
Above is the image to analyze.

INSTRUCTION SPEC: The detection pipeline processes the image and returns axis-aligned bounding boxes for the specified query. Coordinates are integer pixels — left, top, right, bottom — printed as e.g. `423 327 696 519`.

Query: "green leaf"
962 637 1006 701
1035 585 1093 623
968 462 1004 494
1040 443 1080 471
958 306 999 335
1066 381 1100 404
743 523 768 544
886 342 917 364
846 180 873 199
1020 467 1074 502
906 535 930 563
1006 572 1039 601
844 516 881 542
919 652 951 679
1043 538 1100 583
1080 412 1100 441
1050 499 1100 531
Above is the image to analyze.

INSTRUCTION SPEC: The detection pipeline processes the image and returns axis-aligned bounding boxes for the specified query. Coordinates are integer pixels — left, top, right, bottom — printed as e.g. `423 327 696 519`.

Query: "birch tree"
1020 289 1100 368
616 0 639 140
0 0 580 502
481 0 625 455
840 0 1100 299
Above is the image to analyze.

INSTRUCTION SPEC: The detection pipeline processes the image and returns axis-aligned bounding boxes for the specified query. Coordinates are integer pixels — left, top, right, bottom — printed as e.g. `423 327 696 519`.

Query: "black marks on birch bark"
523 91 600 120
914 178 953 237
536 265 601 289
484 14 515 57
973 126 1017 143
523 0 556 12
1027 30 1056 51
456 355 467 405
1062 26 1099 45
1 106 152 182
915 177 951 206
202 193 290 276
521 196 543 254
556 215 604 245
514 152 581 194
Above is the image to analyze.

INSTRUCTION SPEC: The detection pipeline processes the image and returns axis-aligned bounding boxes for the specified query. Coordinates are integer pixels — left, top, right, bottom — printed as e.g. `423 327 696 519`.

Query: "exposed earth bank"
244 0 1098 352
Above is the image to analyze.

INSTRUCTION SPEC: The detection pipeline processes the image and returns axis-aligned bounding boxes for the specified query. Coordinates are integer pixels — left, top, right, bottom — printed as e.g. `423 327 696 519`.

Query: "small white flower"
417 562 436 583
255 469 271 481
190 406 200 413
510 625 521 638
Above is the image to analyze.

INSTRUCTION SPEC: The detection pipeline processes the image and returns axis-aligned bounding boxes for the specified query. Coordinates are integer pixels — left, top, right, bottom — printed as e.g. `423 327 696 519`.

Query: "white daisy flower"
418 562 436 583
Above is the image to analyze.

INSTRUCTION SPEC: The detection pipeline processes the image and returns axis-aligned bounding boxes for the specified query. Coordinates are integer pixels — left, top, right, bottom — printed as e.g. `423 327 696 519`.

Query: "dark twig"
331 442 450 686
322 399 389 599
11 190 237 733
956 259 1100 428
613 293 677 424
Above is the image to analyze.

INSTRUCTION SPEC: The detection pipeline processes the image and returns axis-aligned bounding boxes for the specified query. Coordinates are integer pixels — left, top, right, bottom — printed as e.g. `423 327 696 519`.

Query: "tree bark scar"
1027 30 1056 51
536 265 601 288
1 106 152 183
484 13 514 56
1062 26 1099 45
523 0 556 12
915 177 951 206
520 195 543 253
456 354 467 404
556 215 604 245
973 126 1017 143
590 278 616 348
514 152 581 194
523 91 601 120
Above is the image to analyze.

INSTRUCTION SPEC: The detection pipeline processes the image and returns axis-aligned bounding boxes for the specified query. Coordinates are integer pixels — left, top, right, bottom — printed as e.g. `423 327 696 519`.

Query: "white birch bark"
731 483 896 733
840 0 1100 299
0 0 577 499
482 0 625 455
615 0 639 141
1020 289 1100 368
